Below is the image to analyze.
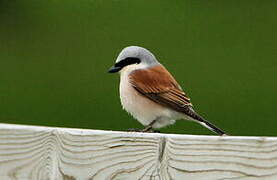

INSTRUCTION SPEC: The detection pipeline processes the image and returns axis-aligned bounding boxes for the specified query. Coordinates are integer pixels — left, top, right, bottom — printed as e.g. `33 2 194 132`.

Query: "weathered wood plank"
0 123 277 180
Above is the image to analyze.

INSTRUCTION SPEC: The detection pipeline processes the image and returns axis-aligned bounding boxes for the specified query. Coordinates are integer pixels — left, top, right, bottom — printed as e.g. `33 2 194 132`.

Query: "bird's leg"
127 119 160 133
141 119 158 132
141 125 153 132
127 128 141 132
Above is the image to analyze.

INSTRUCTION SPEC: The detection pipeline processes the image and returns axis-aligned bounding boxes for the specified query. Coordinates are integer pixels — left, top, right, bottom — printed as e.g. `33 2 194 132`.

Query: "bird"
108 46 227 135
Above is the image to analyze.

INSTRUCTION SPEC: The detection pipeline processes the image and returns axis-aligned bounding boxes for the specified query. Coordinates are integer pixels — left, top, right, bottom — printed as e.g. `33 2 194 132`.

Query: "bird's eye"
115 57 141 68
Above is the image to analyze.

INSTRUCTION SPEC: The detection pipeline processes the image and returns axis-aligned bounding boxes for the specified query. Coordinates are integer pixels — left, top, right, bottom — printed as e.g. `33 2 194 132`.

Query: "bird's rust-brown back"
129 65 193 113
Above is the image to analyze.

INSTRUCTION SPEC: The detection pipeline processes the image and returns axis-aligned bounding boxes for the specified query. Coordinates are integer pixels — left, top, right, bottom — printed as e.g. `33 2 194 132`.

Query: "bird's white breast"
119 68 178 128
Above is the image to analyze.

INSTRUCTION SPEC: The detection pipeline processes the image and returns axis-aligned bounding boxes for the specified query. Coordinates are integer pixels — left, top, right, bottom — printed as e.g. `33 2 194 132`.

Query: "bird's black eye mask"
114 57 141 68
108 57 141 73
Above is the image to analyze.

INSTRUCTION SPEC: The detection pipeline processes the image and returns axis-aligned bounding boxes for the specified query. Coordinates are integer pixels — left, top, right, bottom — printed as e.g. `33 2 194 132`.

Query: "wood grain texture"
0 123 277 180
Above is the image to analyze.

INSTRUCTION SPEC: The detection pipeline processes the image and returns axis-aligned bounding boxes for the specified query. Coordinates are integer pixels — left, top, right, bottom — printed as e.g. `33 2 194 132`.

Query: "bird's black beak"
108 65 122 73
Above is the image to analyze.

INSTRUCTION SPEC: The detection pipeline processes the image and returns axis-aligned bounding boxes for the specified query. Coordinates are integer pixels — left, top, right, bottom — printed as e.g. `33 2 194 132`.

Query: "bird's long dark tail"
184 107 227 136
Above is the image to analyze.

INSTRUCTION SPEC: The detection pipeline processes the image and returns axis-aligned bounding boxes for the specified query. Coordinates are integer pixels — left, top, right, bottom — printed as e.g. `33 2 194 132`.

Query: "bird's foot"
147 129 160 133
141 125 161 133
127 128 160 133
127 128 141 132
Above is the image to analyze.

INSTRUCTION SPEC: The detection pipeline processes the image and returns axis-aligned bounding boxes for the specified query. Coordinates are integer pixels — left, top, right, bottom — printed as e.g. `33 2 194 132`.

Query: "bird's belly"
119 78 177 128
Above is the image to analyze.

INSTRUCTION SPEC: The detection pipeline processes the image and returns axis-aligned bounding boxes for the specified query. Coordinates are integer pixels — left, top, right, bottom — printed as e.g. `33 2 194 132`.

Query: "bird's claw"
127 128 160 133
127 128 141 132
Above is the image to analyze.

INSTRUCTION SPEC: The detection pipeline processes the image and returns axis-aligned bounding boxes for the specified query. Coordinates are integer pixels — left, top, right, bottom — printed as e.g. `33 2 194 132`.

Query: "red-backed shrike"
108 46 226 135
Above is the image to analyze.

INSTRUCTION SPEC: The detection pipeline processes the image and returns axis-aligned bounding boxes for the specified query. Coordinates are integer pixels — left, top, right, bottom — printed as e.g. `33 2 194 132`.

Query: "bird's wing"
129 65 193 113
129 64 227 135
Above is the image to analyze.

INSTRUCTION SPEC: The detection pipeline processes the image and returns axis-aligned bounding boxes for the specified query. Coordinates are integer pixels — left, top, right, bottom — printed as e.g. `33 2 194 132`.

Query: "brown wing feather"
129 65 193 114
129 65 228 135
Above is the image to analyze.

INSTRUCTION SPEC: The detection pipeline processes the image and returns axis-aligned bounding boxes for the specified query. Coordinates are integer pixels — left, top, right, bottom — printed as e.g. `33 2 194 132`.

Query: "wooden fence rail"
0 123 277 180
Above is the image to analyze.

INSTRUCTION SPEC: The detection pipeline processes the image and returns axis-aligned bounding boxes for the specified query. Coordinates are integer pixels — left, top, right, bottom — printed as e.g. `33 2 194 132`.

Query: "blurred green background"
0 0 276 136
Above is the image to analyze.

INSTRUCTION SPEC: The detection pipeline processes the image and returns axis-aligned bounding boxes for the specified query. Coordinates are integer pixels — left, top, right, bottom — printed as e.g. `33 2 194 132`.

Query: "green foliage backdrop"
0 0 276 136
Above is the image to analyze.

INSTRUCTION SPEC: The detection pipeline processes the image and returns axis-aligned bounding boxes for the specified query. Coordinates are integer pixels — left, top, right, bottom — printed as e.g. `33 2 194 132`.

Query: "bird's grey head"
108 46 159 73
